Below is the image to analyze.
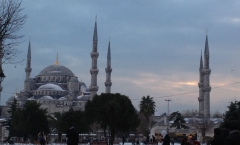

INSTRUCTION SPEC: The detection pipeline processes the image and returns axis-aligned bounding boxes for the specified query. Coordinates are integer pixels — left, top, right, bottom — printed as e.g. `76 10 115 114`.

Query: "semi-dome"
58 96 67 100
38 64 74 76
37 83 64 91
39 96 53 100
7 95 18 102
76 95 90 101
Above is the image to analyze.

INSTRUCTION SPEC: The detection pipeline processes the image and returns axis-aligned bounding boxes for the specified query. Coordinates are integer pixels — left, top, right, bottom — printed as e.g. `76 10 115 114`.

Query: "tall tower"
202 34 211 118
105 39 112 93
89 18 99 99
198 52 204 115
25 41 32 79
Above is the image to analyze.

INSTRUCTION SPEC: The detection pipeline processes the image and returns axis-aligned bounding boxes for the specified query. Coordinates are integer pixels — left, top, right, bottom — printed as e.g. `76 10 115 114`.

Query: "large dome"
37 83 64 91
38 64 74 76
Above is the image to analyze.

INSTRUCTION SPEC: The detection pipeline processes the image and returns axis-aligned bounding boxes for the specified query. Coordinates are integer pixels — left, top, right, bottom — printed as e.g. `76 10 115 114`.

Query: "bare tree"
181 109 198 118
191 117 214 143
0 0 27 64
211 111 223 118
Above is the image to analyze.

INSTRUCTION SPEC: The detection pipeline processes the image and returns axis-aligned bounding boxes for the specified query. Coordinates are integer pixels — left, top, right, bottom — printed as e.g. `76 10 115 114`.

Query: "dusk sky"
2 0 240 115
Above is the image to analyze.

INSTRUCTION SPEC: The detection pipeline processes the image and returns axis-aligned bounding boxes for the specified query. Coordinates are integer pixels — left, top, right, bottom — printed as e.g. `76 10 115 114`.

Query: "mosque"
2 19 112 115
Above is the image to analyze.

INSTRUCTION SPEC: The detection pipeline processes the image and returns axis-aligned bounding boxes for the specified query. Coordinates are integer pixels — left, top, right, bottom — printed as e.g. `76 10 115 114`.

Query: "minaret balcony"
105 68 112 73
198 97 203 101
105 82 112 86
198 83 203 87
25 68 32 72
90 69 99 74
91 52 99 58
89 86 98 91
202 68 211 75
203 87 211 92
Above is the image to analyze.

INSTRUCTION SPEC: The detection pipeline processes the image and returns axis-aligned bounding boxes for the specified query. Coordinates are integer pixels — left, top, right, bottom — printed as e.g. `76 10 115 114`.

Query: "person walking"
152 135 156 143
66 126 79 145
38 131 46 145
136 139 140 145
122 135 126 145
161 130 170 145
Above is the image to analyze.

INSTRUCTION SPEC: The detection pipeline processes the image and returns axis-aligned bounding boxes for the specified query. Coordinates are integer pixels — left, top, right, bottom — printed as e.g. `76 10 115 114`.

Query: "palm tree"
139 95 156 130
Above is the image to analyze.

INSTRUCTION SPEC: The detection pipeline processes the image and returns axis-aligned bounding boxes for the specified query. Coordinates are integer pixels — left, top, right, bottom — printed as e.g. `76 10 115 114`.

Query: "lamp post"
0 38 6 106
165 99 171 128
0 65 5 106
165 99 171 116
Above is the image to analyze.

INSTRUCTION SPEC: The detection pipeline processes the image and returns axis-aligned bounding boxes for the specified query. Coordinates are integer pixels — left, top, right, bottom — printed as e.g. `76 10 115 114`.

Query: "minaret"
25 41 32 79
202 33 211 118
105 39 112 93
89 17 99 99
198 51 204 116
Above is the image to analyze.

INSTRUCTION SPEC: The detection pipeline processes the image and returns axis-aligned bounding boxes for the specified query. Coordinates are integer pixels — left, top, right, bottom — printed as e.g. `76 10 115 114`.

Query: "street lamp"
165 99 171 116
165 99 171 129
0 65 5 105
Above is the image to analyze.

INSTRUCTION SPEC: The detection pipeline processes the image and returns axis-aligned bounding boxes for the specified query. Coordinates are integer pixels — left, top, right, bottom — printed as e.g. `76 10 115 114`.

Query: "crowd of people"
211 121 240 145
36 121 240 145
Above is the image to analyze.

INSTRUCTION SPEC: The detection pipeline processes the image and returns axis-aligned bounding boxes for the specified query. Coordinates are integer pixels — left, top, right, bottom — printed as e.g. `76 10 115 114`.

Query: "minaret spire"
89 18 99 99
105 38 112 93
25 41 32 79
54 53 59 65
204 34 209 68
200 50 203 70
198 51 204 116
93 16 98 42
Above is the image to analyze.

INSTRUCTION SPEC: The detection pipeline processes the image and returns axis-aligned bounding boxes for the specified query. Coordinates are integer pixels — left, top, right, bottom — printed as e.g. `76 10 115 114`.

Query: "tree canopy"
85 93 140 145
1 98 18 141
169 111 188 129
11 101 49 141
221 101 240 127
59 109 89 134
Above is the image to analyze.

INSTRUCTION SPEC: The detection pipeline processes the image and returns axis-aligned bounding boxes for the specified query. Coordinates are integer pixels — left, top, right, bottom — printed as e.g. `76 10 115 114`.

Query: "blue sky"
2 0 240 115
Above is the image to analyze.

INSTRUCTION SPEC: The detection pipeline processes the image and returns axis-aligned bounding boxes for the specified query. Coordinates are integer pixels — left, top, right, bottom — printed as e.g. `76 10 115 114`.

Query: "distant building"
1 19 112 117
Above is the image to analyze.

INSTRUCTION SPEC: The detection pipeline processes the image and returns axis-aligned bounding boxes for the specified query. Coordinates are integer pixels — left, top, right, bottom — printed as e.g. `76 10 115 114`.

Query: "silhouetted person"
211 128 224 145
147 134 149 143
152 135 156 142
136 139 139 145
181 137 190 145
38 131 46 145
66 126 79 145
162 130 170 145
222 123 230 141
122 135 126 145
